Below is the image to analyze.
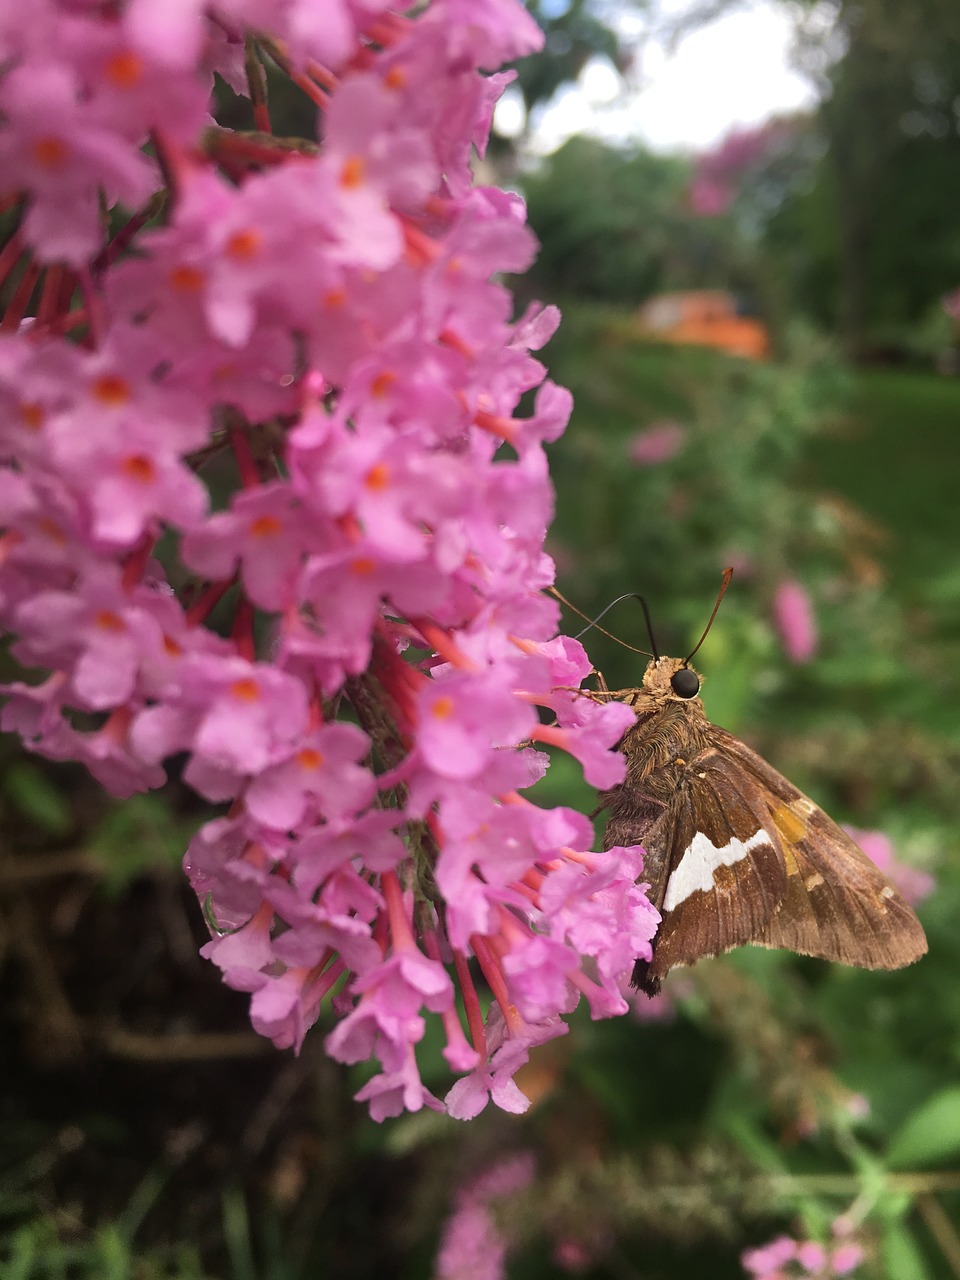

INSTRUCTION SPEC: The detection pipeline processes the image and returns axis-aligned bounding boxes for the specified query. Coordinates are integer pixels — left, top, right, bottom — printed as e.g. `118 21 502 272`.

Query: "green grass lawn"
810 368 960 628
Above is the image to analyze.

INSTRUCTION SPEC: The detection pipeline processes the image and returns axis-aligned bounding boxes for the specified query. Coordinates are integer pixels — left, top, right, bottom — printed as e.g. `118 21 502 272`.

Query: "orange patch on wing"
772 802 808 847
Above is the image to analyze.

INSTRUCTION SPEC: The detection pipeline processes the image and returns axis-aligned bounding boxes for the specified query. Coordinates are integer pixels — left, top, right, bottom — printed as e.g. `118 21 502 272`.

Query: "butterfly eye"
670 667 700 698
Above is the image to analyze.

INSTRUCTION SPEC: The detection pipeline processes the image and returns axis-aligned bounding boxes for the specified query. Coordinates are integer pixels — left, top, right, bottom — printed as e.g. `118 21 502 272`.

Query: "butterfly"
588 579 928 996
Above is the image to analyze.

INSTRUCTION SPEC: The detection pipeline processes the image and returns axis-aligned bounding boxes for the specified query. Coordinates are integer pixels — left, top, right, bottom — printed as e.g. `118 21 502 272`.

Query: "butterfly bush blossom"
0 1 659 1119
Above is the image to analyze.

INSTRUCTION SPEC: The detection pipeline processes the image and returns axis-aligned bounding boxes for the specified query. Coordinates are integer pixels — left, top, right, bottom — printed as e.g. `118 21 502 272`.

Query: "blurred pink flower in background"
846 828 935 906
435 1152 536 1280
627 420 686 466
690 120 795 218
772 578 818 663
742 1231 864 1279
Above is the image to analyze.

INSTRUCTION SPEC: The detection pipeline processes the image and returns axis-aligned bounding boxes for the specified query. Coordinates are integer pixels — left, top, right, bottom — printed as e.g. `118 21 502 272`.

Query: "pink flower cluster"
743 1233 864 1280
0 1 659 1119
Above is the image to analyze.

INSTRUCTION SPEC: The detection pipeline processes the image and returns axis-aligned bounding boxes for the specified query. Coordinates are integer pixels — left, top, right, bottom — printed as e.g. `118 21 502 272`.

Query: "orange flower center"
226 229 263 261
121 454 156 484
32 136 69 169
170 264 205 292
340 156 365 189
95 610 126 633
92 374 131 407
364 463 390 491
104 50 144 89
296 747 324 770
250 514 282 538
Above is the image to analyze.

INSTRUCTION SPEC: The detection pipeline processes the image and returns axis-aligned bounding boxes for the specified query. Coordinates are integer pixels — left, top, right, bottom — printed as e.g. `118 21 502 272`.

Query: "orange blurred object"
636 290 770 360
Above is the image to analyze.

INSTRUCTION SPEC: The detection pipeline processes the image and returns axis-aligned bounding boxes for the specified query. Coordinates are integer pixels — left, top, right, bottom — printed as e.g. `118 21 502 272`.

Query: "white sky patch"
519 0 820 157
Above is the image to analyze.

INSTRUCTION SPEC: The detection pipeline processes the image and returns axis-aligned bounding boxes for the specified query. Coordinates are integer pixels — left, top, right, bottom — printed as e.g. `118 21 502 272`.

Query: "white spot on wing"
664 829 773 911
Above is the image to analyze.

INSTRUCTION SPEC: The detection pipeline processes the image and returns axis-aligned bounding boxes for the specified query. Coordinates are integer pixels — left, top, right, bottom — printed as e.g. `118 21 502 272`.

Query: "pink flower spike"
0 0 668 1119
772 578 818 664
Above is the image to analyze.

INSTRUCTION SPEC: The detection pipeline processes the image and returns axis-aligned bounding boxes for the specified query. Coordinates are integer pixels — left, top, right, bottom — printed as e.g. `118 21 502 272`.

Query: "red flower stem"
401 221 440 267
307 955 347 1002
232 596 256 662
0 232 25 293
453 948 487 1058
45 307 89 338
75 267 104 348
230 426 260 488
34 265 63 329
57 268 77 315
409 618 478 671
382 868 415 950
244 39 272 133
207 130 313 168
121 533 157 592
186 578 236 626
259 39 331 108
306 60 339 93
438 327 473 359
367 12 410 45
422 927 478 1064
471 933 522 1032
496 905 528 944
92 191 166 277
473 406 519 448
1 257 40 332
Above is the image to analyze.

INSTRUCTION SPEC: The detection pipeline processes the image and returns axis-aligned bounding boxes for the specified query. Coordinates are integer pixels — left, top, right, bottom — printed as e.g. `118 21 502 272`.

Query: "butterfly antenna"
548 587 652 656
635 594 659 661
684 567 734 665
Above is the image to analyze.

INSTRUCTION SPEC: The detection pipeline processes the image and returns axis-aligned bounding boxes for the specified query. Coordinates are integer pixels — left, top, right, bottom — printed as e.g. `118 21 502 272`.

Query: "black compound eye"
670 667 700 699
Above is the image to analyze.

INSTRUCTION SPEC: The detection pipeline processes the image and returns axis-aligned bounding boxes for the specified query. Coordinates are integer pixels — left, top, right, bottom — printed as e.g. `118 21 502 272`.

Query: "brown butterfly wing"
643 749 788 984
713 729 928 970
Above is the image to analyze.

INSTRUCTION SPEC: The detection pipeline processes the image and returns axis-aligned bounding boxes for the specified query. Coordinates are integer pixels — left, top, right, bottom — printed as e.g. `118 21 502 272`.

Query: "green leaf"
881 1222 933 1280
2 762 73 836
886 1086 960 1169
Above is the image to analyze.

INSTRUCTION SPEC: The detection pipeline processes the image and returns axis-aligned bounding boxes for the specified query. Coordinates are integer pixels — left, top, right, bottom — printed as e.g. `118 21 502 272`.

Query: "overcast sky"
497 0 819 156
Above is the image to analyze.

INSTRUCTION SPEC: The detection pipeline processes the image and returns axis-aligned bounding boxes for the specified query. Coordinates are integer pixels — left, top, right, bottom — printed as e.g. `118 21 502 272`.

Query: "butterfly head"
642 656 702 702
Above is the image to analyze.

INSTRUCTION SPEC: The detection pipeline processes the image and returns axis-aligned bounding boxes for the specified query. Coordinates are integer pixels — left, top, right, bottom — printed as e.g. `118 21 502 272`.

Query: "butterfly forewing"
714 730 929 970
647 750 788 982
